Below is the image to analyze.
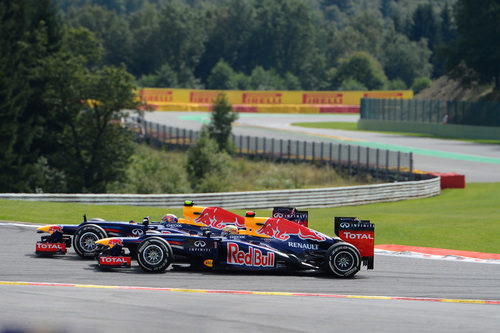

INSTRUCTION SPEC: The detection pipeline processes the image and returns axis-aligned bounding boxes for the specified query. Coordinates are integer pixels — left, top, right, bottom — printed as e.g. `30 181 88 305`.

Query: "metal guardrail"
0 177 440 209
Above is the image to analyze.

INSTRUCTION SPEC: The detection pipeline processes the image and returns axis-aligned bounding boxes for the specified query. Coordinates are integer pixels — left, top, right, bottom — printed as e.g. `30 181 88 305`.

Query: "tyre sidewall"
326 243 361 278
136 237 172 273
73 224 107 258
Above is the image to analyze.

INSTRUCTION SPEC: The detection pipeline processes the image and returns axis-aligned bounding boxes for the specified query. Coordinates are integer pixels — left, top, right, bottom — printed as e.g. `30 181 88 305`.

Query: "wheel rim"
79 232 98 252
142 244 164 265
333 251 355 272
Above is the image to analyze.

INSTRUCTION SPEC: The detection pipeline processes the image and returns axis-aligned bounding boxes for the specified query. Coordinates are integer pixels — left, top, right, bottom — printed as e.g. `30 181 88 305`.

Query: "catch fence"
130 120 416 182
361 98 500 127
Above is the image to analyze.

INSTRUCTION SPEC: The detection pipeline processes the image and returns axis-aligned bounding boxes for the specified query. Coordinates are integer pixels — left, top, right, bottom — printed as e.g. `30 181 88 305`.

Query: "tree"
206 60 237 90
138 62 179 88
39 26 142 193
185 126 232 193
0 0 62 192
330 52 386 90
447 0 500 88
382 31 432 87
207 93 238 153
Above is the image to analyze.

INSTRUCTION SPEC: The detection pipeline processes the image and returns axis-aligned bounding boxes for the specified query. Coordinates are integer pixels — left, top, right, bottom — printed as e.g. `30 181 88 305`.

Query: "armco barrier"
0 177 440 209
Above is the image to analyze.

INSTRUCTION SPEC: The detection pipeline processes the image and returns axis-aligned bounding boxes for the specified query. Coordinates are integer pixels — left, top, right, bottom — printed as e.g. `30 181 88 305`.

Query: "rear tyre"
325 243 361 278
136 237 173 273
73 224 107 258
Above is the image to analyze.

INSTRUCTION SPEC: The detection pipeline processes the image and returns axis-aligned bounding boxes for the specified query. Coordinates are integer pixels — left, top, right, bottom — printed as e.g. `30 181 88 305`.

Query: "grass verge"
1 183 499 253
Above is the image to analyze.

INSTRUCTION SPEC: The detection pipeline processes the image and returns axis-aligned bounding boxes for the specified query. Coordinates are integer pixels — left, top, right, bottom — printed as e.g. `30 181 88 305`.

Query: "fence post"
263 137 267 160
280 139 283 162
303 141 307 161
271 138 275 161
356 146 361 178
397 151 401 181
287 139 291 161
329 143 333 168
385 150 389 181
296 140 299 164
410 152 414 181
312 142 316 162
338 143 342 175
375 148 380 180
347 145 351 177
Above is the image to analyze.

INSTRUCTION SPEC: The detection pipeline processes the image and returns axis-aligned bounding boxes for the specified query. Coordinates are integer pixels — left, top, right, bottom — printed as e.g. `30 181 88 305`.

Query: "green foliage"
107 145 191 194
138 62 179 88
330 52 386 90
0 0 62 192
382 31 432 87
448 0 500 88
207 93 238 153
55 0 452 91
185 126 232 192
206 60 237 90
412 77 432 94
386 78 407 90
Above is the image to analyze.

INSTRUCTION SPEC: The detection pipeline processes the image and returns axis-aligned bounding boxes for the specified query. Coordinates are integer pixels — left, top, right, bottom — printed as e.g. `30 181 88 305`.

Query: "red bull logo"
256 218 326 241
194 207 245 229
227 243 275 267
108 239 123 247
48 225 62 233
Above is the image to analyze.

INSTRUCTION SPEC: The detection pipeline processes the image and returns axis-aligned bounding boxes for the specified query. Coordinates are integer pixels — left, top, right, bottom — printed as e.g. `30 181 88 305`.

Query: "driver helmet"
142 216 151 225
162 214 178 224
222 225 238 235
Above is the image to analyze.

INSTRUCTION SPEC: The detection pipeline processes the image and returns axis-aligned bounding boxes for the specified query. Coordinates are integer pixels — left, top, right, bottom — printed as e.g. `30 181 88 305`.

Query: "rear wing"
334 217 374 269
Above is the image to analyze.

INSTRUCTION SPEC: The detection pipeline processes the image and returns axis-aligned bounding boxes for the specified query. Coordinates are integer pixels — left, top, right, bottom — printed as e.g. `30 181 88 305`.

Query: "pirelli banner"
140 88 413 113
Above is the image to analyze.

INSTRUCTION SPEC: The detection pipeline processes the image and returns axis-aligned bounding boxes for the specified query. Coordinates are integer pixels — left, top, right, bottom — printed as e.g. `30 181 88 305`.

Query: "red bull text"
227 243 275 267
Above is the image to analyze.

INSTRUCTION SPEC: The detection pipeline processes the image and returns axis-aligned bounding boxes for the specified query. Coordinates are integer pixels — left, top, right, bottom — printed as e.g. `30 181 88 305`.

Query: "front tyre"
73 224 107 258
325 243 361 278
136 237 172 273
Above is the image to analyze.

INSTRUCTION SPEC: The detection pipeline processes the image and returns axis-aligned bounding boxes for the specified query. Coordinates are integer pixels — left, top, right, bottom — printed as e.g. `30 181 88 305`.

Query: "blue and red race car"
95 202 375 278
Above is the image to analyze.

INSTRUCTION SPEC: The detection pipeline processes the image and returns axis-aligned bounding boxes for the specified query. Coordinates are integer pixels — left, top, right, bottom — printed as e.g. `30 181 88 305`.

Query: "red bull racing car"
95 204 375 278
35 201 262 258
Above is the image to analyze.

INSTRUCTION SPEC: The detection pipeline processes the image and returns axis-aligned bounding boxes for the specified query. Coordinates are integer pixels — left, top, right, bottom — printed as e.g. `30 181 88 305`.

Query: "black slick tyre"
136 237 173 273
73 224 107 258
325 243 361 278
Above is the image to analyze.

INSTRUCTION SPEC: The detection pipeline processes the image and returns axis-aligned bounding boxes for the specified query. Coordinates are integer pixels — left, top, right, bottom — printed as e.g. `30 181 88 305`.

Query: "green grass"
2 183 499 253
292 121 500 144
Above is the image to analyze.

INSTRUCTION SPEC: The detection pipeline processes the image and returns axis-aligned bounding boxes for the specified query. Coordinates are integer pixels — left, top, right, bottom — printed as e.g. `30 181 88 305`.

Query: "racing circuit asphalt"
142 111 500 182
2 113 499 332
1 223 499 332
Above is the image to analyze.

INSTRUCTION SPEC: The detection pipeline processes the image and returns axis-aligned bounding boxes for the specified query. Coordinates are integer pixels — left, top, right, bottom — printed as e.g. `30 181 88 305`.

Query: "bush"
412 77 432 93
107 145 191 194
185 127 232 192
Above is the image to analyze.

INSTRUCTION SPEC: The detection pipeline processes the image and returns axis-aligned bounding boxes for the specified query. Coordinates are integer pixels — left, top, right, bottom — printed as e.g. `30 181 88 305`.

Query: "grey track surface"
1 223 499 332
143 112 500 182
